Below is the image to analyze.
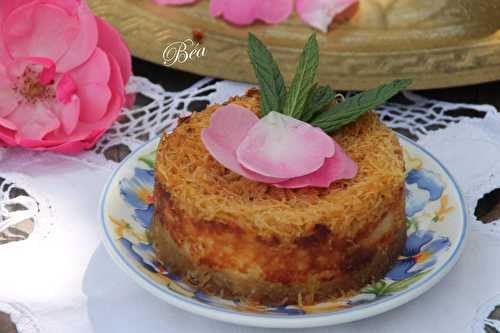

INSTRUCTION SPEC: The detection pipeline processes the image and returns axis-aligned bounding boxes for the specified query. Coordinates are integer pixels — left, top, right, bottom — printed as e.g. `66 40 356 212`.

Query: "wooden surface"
1 59 500 331
89 0 500 90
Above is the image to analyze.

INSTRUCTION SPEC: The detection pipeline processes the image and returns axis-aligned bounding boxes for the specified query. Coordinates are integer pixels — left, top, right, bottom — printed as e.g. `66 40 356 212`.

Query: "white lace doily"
0 76 499 333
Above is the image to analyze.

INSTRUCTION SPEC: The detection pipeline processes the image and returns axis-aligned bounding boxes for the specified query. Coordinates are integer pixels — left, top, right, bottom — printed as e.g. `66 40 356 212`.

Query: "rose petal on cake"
275 142 357 188
296 0 358 32
236 111 335 178
201 105 285 183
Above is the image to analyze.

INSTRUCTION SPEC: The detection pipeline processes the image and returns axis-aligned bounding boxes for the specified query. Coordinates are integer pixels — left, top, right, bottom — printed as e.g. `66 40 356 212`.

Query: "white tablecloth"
1 77 499 333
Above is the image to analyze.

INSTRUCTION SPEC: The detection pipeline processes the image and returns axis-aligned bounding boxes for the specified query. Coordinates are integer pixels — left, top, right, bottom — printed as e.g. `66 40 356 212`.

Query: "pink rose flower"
201 104 357 189
0 0 132 154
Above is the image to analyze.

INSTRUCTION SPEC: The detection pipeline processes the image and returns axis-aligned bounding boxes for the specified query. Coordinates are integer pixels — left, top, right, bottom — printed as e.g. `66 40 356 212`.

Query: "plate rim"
98 134 469 328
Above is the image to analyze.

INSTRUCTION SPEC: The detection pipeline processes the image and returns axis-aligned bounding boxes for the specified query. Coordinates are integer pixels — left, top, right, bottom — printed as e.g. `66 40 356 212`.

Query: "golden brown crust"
152 90 406 305
152 186 406 305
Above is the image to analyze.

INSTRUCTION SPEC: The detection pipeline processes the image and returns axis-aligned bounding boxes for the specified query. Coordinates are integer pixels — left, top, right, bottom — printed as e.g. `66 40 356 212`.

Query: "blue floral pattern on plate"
406 169 445 217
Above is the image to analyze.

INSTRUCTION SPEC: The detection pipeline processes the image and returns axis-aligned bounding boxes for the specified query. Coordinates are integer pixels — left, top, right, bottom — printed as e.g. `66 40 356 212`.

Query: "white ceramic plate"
99 135 468 328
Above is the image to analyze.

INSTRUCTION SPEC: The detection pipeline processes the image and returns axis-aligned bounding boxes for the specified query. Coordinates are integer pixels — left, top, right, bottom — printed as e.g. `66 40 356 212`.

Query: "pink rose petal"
275 142 358 188
69 48 111 86
95 17 131 85
201 105 286 183
154 0 198 4
53 95 80 135
236 112 335 178
7 103 60 141
56 73 77 104
78 83 112 123
70 48 112 122
296 0 358 32
0 126 16 146
0 92 19 118
4 2 79 63
56 1 98 72
209 0 224 17
73 53 125 135
210 0 256 26
0 117 17 131
210 0 293 26
6 57 54 82
256 0 294 25
0 75 20 118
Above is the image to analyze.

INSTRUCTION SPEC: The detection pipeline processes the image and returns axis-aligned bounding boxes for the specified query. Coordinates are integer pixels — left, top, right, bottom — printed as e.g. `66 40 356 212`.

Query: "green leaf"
384 271 429 293
139 150 157 169
301 84 336 122
360 279 388 296
282 34 320 119
310 79 412 133
247 33 287 116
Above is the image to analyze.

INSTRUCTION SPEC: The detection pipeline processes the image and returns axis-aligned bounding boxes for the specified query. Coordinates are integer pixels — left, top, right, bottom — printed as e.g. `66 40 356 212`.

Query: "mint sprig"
310 79 412 133
248 33 287 116
282 34 319 119
247 33 412 132
301 84 336 122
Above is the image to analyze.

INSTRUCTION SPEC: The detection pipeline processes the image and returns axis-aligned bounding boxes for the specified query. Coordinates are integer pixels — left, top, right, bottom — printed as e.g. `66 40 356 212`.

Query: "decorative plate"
99 134 468 328
88 0 500 90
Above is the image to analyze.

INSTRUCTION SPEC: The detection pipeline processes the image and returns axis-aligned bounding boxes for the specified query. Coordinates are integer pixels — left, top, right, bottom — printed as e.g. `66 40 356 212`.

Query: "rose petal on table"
210 0 292 26
296 0 358 32
236 111 335 178
275 142 357 188
201 105 285 183
210 0 256 26
256 0 294 25
154 0 198 4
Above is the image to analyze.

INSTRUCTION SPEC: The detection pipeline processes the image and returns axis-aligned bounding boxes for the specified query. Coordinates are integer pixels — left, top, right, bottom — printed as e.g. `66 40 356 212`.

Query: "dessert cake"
151 89 406 306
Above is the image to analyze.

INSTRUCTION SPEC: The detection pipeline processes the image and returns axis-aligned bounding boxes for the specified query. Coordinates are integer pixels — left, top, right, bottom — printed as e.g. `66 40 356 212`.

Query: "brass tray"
89 0 500 90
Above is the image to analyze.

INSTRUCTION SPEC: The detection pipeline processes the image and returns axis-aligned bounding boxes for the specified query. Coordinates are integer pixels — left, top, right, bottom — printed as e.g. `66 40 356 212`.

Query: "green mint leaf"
310 79 412 133
282 34 319 119
248 33 287 116
301 84 336 122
